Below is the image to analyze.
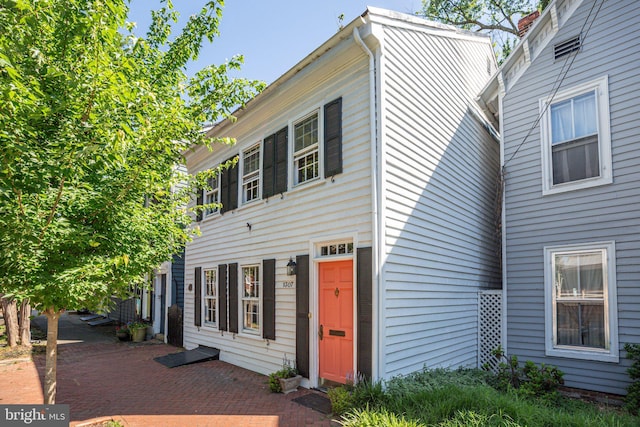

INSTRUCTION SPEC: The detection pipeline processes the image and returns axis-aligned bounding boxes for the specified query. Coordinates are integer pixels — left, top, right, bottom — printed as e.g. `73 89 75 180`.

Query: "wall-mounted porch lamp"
286 258 297 276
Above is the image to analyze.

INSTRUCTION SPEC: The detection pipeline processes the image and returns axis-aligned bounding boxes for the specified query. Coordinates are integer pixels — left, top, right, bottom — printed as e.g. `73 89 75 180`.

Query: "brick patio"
0 338 335 426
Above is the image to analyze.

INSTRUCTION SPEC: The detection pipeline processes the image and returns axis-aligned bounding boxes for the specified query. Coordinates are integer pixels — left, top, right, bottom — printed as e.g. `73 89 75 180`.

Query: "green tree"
0 0 264 404
421 0 550 63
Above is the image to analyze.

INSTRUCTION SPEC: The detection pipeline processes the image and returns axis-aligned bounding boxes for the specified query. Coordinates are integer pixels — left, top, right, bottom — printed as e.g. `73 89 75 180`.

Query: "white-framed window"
242 144 261 203
204 175 219 217
540 76 612 195
293 112 319 185
544 241 618 362
203 269 217 325
320 241 354 257
241 265 260 334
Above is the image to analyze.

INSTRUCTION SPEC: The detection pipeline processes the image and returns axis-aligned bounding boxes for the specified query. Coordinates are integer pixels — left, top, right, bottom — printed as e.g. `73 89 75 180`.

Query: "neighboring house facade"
478 0 640 395
143 252 185 345
184 7 500 388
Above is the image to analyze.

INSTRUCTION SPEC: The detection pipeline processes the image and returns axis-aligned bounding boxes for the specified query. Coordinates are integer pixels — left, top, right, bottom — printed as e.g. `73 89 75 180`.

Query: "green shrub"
352 377 385 408
437 410 522 427
328 386 355 415
624 343 640 414
518 360 564 401
337 406 425 427
268 371 282 393
488 347 564 401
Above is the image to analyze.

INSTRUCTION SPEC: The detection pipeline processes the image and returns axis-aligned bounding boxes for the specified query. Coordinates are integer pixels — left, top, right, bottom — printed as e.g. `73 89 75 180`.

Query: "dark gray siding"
171 251 185 309
502 0 640 395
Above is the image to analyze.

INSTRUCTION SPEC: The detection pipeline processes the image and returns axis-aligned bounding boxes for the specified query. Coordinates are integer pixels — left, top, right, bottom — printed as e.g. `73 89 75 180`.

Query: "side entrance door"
318 260 354 384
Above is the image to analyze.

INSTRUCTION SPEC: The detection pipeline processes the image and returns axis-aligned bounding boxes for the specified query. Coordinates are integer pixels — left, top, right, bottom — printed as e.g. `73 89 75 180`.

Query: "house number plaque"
279 281 295 289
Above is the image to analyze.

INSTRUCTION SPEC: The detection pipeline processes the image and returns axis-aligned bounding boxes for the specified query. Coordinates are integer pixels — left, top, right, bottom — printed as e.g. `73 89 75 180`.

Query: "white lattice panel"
478 290 502 370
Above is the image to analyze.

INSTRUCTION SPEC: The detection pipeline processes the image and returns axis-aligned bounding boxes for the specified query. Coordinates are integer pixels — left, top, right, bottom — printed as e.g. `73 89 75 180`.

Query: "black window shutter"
324 97 343 177
228 160 239 211
195 188 204 222
263 259 276 340
220 156 238 214
295 255 310 378
262 134 275 198
228 263 239 333
194 267 202 327
218 264 228 331
274 126 288 194
357 247 373 379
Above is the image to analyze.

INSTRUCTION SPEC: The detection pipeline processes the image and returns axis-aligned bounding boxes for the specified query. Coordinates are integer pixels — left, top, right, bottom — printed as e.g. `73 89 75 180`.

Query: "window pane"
556 254 579 297
573 91 597 138
243 301 259 330
579 253 604 297
555 252 603 298
551 99 573 143
243 267 258 297
243 146 260 173
294 114 318 152
557 302 605 348
551 135 599 184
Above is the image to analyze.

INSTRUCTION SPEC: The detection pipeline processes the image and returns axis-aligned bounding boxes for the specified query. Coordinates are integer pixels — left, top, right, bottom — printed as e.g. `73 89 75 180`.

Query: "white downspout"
353 23 382 381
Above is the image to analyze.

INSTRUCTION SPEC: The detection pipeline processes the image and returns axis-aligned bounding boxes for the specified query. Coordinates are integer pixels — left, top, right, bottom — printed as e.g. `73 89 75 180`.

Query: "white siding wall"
502 0 640 395
183 40 373 376
380 26 500 377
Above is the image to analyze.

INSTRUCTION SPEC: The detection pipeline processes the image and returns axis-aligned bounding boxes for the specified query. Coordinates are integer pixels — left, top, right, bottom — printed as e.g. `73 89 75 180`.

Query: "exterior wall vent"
554 35 581 60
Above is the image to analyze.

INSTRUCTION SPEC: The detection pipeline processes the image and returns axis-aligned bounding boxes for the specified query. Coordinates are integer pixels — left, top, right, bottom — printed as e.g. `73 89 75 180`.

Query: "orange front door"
319 260 353 384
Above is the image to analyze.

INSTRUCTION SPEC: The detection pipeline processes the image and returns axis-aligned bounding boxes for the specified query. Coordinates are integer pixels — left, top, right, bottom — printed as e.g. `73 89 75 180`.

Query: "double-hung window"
540 76 612 194
293 112 319 185
241 265 260 334
204 175 219 216
203 269 217 325
242 144 261 203
544 242 618 362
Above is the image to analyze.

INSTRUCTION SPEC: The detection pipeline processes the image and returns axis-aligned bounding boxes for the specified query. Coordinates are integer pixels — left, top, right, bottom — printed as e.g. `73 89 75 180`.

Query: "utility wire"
504 0 606 168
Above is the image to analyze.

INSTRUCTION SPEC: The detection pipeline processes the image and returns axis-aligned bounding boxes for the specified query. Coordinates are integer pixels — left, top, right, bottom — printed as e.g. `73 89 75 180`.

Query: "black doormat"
154 346 219 368
292 393 332 414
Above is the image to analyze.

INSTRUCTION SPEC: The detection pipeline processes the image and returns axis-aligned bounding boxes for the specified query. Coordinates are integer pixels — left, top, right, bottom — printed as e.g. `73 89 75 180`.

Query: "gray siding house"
183 7 501 389
478 0 640 395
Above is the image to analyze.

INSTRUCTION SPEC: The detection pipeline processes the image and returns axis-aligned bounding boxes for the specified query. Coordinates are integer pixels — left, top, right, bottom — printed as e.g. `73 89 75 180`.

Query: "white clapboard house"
183 7 501 388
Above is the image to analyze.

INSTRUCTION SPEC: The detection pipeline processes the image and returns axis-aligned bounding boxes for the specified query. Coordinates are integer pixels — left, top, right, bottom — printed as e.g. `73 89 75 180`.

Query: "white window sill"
237 330 262 341
546 346 619 363
542 175 612 196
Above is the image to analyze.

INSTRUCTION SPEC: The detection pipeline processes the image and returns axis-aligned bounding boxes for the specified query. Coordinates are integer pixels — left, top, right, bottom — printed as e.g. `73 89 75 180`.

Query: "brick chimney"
517 10 540 37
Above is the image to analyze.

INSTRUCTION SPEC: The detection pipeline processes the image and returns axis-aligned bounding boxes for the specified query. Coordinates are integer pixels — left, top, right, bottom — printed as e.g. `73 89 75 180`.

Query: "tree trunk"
44 307 62 405
0 295 19 347
19 299 32 347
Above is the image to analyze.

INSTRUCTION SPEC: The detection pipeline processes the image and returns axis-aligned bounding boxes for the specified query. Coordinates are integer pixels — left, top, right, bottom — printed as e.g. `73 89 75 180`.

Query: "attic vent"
554 35 581 60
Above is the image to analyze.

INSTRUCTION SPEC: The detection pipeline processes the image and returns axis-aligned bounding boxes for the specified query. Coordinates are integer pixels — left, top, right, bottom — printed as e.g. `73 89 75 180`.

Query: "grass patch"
334 368 638 427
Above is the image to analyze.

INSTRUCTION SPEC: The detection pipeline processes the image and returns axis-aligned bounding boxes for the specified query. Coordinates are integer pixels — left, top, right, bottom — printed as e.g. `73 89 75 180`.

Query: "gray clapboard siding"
498 0 640 395
380 24 499 378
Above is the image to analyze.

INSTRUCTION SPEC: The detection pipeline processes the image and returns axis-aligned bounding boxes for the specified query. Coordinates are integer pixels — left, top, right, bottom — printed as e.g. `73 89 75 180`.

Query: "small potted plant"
268 355 301 394
127 321 147 342
115 325 130 341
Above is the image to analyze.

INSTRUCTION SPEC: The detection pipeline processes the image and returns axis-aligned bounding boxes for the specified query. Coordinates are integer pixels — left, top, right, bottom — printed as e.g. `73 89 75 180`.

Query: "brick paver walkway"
0 340 335 426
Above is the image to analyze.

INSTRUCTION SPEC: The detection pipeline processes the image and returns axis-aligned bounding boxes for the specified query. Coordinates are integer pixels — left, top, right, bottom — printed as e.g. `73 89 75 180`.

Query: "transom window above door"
319 241 354 257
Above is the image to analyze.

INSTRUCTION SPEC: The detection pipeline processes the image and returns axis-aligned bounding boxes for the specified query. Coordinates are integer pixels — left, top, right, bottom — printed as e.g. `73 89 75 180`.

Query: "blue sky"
127 1 422 84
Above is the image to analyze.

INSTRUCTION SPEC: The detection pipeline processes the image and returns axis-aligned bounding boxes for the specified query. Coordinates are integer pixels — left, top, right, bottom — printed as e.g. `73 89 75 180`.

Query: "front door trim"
308 233 358 388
